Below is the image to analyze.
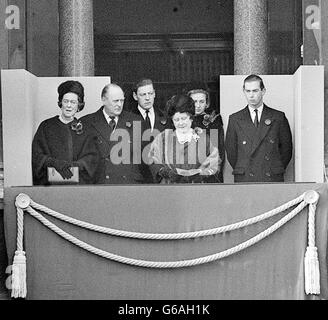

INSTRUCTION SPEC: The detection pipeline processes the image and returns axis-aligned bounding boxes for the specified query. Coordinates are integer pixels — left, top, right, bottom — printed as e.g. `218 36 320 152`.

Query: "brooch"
192 128 202 142
160 119 167 125
202 111 219 128
71 120 83 135
126 121 132 128
265 119 272 126
194 127 203 135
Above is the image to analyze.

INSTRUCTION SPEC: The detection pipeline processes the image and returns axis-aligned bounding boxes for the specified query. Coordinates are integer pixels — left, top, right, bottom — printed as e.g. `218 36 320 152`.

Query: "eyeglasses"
62 99 79 106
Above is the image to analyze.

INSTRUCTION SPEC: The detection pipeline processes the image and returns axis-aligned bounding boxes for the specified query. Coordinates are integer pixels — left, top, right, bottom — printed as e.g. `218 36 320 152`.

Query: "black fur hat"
57 80 85 112
166 94 195 118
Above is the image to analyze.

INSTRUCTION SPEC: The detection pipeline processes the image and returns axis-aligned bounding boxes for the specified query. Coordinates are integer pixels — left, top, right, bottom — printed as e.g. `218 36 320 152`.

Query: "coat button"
243 141 247 145
266 172 271 177
106 175 110 179
265 156 270 161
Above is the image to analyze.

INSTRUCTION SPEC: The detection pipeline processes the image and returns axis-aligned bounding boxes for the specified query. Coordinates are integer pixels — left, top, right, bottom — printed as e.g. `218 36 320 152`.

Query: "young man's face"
243 80 266 109
133 84 155 110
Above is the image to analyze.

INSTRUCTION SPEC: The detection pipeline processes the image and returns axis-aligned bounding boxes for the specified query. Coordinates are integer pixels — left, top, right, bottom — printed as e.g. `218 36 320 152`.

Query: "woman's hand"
45 157 73 179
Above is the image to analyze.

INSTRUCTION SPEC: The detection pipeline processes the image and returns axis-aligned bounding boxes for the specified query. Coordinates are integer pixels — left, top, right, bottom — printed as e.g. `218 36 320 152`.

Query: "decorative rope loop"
27 193 305 240
11 190 321 298
25 200 307 268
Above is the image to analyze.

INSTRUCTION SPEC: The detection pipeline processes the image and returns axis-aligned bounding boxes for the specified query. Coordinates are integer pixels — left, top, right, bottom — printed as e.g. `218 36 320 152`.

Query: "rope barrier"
27 194 305 240
26 200 307 268
10 190 321 298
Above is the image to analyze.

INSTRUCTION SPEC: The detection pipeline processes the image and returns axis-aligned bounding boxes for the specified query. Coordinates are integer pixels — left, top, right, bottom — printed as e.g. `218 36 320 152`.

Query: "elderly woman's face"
61 92 79 120
172 112 193 133
190 92 208 115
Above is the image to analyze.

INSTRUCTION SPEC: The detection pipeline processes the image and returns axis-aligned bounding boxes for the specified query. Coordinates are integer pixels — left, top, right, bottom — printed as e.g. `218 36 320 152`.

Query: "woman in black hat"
32 80 98 185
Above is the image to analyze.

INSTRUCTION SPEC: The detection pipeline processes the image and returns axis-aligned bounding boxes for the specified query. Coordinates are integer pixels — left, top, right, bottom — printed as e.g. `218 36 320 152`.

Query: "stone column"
58 0 94 76
321 1 328 168
303 0 328 168
234 0 269 75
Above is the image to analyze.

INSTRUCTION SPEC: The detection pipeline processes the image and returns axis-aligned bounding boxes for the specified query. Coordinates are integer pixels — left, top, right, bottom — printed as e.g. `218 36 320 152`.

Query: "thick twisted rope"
14 207 24 252
27 193 305 240
23 200 307 268
11 203 26 298
307 203 317 248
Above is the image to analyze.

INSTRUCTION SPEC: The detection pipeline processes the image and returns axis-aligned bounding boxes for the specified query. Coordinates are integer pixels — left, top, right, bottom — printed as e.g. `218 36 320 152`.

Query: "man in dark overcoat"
80 83 143 184
130 78 169 183
225 74 293 183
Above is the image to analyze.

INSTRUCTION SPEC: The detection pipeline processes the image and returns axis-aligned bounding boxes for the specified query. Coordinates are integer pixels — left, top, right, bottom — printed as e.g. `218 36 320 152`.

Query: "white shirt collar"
102 108 118 124
138 106 154 117
248 104 264 121
138 106 155 130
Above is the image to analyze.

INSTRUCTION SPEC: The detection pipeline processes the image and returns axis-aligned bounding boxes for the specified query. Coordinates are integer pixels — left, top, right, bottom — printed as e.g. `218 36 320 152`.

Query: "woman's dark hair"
57 80 85 112
166 94 195 119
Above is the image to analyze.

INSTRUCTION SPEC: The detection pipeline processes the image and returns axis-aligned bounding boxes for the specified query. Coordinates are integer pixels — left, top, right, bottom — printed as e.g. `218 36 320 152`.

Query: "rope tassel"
12 194 30 299
11 250 27 298
304 246 320 295
304 191 321 295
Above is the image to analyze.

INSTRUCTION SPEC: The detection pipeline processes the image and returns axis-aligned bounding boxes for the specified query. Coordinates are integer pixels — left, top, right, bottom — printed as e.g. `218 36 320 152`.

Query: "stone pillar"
234 0 269 75
303 0 328 168
322 2 328 168
58 0 94 76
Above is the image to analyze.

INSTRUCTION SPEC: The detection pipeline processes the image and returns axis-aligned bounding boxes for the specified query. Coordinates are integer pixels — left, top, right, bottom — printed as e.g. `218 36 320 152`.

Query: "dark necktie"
145 110 151 130
254 109 259 128
109 116 116 131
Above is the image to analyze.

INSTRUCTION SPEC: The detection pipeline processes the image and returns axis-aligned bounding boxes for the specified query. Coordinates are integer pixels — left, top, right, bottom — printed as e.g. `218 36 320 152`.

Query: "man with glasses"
80 83 143 184
131 78 169 183
225 74 293 183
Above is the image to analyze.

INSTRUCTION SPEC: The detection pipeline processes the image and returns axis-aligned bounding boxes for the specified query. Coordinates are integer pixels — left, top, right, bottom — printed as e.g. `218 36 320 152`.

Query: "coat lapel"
131 107 143 121
132 106 167 131
91 107 112 144
116 111 130 129
250 105 275 155
235 107 257 142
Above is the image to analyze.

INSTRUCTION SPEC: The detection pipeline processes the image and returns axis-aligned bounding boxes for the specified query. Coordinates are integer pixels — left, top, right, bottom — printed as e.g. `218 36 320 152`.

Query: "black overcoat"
32 116 99 185
225 105 293 183
80 108 144 184
130 106 169 183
